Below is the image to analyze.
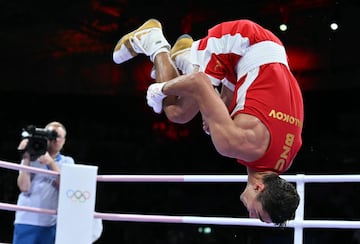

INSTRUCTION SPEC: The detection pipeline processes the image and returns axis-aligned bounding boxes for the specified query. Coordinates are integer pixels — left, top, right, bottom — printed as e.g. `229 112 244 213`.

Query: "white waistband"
236 41 289 80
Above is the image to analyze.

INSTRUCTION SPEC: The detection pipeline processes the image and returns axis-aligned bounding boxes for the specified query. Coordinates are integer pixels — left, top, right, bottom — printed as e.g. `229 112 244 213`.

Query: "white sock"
175 50 194 74
150 47 170 62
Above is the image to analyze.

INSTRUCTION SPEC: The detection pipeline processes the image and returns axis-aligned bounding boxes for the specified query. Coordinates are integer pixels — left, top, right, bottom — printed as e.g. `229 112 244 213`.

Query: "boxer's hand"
146 82 167 114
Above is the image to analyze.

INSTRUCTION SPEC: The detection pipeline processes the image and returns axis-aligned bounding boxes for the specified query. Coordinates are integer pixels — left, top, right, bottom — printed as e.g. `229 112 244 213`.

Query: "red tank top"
193 20 304 174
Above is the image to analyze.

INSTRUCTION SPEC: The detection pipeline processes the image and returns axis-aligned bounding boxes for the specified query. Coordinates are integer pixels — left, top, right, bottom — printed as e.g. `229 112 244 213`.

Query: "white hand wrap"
146 82 167 114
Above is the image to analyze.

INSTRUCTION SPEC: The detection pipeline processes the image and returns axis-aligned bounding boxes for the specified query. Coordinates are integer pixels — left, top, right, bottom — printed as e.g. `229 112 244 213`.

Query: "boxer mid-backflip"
112 18 304 226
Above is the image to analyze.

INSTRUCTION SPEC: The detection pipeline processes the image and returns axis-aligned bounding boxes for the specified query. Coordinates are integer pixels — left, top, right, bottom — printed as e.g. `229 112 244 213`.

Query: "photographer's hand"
38 152 61 189
17 139 32 192
38 152 61 173
17 138 31 160
17 138 28 150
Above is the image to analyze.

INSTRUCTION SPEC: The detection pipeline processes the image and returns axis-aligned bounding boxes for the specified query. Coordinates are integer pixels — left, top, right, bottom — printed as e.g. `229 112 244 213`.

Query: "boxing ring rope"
1 201 360 228
96 174 360 183
1 160 360 244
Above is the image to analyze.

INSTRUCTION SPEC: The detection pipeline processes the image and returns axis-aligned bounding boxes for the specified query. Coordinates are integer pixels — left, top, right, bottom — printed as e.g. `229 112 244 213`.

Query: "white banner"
55 164 98 244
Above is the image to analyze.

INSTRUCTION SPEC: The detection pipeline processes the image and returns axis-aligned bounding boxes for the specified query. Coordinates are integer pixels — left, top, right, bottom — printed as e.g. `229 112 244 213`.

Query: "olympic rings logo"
66 189 91 203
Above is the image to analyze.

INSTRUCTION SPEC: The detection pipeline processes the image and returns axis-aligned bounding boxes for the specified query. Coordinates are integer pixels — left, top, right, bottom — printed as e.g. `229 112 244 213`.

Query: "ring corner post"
55 164 98 244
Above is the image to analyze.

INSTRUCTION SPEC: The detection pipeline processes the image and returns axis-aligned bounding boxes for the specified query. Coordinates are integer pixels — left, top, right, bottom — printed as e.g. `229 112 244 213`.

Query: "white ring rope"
1 159 360 233
93 213 360 229
96 175 248 182
97 174 360 183
1 202 360 229
0 160 58 176
2 160 360 183
0 202 56 215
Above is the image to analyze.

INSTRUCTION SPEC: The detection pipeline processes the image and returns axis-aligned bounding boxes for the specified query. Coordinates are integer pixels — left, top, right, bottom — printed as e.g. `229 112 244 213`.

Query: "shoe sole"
113 19 162 58
170 34 193 60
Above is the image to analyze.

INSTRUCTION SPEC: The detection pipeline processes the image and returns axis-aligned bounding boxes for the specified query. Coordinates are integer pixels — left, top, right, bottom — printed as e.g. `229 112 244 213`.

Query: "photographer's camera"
20 125 58 161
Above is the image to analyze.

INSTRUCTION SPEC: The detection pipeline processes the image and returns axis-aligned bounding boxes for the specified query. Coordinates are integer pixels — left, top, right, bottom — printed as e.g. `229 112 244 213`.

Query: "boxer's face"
240 184 272 223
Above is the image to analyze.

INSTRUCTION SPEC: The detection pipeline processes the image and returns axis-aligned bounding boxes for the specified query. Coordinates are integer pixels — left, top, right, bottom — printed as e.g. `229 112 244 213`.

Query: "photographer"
12 121 75 244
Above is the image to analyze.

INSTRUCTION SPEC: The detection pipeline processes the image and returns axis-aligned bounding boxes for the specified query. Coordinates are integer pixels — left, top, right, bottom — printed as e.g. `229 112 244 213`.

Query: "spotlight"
279 23 288 32
330 22 338 31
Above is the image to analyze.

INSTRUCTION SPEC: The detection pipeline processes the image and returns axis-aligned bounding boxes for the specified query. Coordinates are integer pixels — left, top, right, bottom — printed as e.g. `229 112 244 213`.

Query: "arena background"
1 0 359 243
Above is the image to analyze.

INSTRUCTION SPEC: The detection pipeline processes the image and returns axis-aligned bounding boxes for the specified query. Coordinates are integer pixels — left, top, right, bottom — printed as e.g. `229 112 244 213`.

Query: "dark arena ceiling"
0 0 359 95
